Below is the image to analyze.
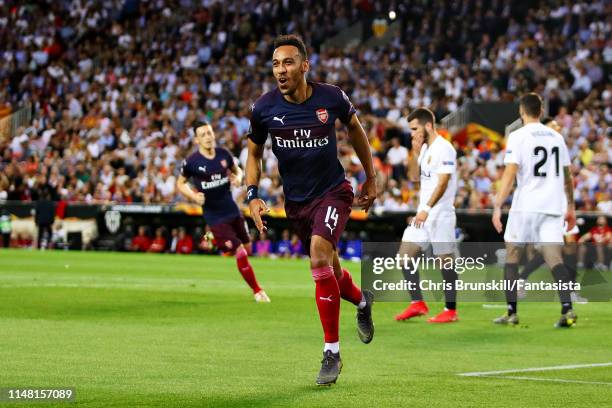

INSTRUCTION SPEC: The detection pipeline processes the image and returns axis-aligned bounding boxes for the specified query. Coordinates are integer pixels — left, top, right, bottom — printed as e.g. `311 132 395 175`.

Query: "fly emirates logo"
200 173 229 190
274 128 329 149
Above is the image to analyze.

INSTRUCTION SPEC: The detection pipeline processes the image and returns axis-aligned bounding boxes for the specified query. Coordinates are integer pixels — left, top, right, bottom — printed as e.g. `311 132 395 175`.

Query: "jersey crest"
316 108 328 124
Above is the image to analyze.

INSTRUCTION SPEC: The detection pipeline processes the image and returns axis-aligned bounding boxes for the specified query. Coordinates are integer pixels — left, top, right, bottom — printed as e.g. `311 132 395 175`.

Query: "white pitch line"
458 362 612 377
480 375 612 386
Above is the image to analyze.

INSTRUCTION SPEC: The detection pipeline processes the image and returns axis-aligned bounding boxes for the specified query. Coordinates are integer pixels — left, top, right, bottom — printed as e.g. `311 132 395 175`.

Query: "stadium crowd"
123 224 362 259
0 0 610 216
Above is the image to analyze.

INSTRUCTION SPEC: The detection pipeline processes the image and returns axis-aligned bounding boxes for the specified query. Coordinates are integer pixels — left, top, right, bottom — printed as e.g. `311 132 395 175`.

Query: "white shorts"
402 213 456 255
504 211 564 244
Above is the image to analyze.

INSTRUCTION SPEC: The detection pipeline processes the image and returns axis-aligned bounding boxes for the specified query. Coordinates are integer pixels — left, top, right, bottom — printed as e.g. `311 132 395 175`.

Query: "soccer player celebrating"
245 34 375 386
177 121 270 303
492 93 576 327
394 108 459 323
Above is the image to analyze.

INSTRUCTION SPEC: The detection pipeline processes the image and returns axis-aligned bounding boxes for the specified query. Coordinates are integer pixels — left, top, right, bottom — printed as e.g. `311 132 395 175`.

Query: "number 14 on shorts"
325 206 338 234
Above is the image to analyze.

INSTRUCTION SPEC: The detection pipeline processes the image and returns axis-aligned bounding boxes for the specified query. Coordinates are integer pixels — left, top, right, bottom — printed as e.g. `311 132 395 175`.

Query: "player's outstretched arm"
245 139 269 233
347 114 376 212
563 166 576 232
492 163 518 233
176 175 205 205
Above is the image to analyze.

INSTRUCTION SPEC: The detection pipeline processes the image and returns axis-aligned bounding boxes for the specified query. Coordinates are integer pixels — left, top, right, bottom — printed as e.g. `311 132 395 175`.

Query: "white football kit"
503 123 571 244
402 135 457 255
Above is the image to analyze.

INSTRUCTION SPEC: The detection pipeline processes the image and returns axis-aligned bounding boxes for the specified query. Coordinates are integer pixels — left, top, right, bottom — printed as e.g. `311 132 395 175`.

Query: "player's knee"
398 242 420 259
541 249 563 268
311 265 334 281
236 246 247 258
310 255 330 269
505 247 521 264
309 236 333 269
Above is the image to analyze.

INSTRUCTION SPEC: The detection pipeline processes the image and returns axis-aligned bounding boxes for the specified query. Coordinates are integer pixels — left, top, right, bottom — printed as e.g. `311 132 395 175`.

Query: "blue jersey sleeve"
247 101 268 145
336 87 356 125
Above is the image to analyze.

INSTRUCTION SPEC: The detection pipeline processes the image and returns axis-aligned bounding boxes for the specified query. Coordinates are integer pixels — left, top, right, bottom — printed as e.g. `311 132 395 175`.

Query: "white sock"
358 293 366 309
324 342 339 354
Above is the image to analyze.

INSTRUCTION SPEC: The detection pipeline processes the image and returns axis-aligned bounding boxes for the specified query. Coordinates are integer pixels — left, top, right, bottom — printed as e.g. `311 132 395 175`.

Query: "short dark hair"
273 34 308 60
519 93 543 118
192 120 210 135
541 116 554 125
407 108 436 126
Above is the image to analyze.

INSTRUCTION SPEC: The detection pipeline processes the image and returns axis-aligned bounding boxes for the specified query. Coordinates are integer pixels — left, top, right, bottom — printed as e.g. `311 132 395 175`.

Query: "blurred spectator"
120 225 135 252
131 226 151 252
290 233 303 257
169 228 178 253
176 227 193 255
0 209 11 247
148 227 167 253
342 232 362 260
255 231 272 257
578 215 611 270
386 137 408 181
276 229 292 258
34 189 56 249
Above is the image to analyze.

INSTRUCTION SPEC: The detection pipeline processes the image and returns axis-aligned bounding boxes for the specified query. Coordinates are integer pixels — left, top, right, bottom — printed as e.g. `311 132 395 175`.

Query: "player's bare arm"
230 163 244 187
245 139 269 233
347 114 376 212
492 163 518 233
414 173 451 228
563 166 576 232
176 175 205 205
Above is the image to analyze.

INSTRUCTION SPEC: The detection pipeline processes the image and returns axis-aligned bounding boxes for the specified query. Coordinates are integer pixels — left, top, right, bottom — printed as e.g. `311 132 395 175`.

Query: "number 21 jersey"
504 123 571 215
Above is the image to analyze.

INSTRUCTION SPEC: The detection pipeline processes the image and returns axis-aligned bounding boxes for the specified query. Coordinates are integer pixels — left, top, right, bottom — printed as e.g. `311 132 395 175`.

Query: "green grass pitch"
1 249 611 407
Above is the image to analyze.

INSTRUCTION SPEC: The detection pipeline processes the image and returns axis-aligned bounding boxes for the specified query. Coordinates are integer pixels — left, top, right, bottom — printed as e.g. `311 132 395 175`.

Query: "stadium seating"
0 0 609 215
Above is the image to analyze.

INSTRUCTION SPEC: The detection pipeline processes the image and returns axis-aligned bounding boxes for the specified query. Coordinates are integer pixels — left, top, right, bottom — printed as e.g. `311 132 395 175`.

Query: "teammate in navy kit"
245 34 376 385
177 121 270 303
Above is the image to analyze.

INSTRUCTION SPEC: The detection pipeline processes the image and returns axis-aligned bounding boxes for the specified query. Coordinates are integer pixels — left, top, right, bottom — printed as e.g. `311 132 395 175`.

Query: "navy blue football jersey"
247 81 356 202
181 147 240 226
